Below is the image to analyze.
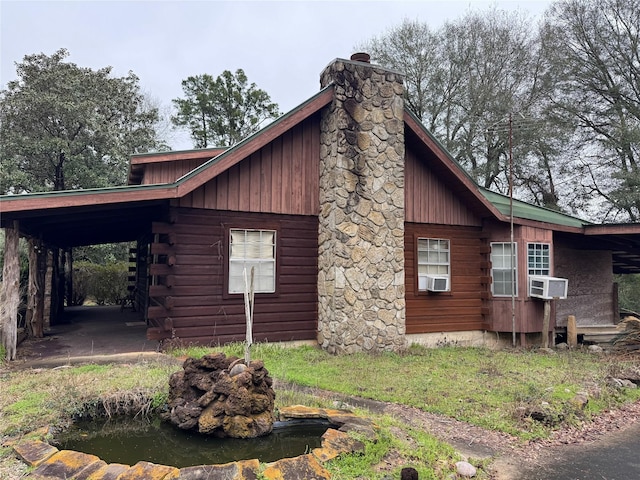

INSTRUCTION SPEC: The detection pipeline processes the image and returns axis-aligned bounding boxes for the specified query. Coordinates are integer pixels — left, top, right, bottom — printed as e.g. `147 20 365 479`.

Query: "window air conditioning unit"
426 275 449 292
529 275 568 300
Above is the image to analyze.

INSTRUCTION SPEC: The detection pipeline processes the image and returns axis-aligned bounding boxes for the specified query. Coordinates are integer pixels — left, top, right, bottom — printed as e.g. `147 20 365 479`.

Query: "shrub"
73 261 128 306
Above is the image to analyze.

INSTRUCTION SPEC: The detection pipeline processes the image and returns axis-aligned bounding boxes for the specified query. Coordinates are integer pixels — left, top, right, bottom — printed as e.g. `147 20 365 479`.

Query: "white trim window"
229 229 276 294
417 238 450 291
527 243 551 276
491 242 517 296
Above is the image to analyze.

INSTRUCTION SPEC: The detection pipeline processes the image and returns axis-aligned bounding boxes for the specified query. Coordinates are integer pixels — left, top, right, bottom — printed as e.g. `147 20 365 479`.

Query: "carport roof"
1 198 168 248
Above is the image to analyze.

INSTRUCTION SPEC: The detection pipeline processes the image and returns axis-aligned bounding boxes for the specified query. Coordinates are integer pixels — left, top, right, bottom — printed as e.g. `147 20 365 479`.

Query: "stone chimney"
317 54 406 354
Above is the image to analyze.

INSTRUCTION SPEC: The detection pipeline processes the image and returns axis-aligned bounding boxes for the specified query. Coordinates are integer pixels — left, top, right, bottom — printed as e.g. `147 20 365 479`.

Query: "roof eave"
0 184 177 213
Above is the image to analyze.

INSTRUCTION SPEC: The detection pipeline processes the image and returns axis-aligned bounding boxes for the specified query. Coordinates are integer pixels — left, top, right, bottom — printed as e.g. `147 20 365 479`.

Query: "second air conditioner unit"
529 275 568 300
426 275 449 292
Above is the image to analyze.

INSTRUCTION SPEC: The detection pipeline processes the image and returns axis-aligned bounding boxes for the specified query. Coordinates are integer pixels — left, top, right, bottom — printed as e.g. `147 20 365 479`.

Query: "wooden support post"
44 250 53 330
1 221 20 360
27 238 46 338
542 300 551 349
243 267 255 364
567 315 577 348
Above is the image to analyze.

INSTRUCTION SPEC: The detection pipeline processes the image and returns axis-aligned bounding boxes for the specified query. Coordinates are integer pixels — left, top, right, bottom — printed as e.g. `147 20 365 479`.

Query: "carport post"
27 237 46 338
1 221 20 360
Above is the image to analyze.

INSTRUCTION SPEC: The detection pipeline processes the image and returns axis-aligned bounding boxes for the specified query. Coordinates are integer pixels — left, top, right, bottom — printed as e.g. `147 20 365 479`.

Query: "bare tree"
542 0 640 221
360 10 568 208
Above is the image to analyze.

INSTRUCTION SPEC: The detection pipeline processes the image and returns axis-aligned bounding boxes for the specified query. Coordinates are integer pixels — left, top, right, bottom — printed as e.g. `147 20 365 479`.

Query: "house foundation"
317 54 406 353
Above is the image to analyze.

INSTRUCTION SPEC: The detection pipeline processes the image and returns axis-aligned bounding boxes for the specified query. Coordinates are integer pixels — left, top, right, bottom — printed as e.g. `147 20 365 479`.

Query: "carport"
0 184 175 360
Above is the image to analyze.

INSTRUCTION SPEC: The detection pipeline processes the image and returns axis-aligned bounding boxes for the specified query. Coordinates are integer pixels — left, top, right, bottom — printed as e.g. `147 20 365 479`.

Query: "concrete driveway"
12 305 167 368
515 416 640 480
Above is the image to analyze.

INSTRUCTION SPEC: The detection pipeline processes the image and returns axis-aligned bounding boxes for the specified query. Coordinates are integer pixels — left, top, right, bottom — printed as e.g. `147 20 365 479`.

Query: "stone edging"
10 405 377 480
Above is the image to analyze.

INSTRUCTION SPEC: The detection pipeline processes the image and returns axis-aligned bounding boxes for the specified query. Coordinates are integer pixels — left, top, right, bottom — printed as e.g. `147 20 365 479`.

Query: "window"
417 238 450 291
491 242 517 296
229 229 276 294
528 243 550 276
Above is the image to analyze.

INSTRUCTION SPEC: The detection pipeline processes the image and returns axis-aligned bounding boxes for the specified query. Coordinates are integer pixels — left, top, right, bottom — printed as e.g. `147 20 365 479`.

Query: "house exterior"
3 54 640 354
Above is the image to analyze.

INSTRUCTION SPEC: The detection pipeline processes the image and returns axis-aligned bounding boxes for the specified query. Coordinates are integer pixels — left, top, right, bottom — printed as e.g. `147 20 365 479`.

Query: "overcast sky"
1 0 554 150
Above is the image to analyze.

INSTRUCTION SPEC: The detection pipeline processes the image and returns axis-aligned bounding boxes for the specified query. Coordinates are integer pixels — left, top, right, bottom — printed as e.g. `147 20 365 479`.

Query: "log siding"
147 208 318 345
405 223 490 334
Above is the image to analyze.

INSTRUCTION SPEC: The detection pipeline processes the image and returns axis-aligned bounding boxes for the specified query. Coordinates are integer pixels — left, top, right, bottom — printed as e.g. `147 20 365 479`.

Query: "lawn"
1 344 639 479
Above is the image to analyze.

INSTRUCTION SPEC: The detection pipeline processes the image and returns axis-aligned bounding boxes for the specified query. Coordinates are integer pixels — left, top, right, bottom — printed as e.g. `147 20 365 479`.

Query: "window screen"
229 229 276 294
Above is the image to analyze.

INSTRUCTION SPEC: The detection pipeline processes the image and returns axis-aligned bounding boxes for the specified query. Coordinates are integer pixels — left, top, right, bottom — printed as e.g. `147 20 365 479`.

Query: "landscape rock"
571 392 589 410
163 353 275 438
606 377 638 389
455 460 477 477
262 454 331 480
400 467 419 479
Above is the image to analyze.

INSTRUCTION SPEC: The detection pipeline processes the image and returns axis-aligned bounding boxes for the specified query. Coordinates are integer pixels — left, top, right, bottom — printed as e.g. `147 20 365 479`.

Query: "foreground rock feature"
163 353 275 438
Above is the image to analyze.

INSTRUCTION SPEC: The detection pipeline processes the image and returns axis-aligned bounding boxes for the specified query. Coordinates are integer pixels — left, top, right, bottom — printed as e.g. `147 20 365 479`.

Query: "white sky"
1 0 554 150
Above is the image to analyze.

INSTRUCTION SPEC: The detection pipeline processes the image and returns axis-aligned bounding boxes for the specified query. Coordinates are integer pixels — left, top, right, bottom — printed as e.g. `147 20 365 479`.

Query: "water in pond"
56 417 329 468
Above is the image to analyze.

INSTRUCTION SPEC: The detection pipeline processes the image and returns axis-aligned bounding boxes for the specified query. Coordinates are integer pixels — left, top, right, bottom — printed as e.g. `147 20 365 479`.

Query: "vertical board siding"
179 116 320 216
148 208 318 345
143 159 209 185
405 147 482 226
405 223 489 333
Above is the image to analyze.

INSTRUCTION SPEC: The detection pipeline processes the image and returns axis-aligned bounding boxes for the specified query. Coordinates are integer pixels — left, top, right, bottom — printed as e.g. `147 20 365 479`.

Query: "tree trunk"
26 238 46 338
1 221 20 361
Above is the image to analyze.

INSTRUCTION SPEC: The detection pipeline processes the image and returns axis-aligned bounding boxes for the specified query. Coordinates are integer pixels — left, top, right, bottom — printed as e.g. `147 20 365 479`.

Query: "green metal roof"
0 182 169 201
479 187 592 228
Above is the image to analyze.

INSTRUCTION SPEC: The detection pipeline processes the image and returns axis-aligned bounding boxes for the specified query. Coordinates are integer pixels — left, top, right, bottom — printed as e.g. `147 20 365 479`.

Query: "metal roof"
479 188 591 229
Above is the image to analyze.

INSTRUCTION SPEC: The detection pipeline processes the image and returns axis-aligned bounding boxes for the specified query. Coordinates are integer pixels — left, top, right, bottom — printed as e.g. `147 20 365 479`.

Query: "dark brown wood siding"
405 223 490 333
178 116 320 216
147 208 318 345
143 159 209 185
405 146 482 226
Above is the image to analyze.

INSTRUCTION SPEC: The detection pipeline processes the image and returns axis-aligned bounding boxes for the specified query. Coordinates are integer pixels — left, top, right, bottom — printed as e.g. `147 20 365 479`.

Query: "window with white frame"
527 243 550 276
229 229 276 294
417 238 450 291
491 242 517 296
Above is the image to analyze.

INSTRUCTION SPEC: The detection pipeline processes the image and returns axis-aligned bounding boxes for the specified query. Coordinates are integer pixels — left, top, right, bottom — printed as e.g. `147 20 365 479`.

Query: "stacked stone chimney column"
317 57 406 354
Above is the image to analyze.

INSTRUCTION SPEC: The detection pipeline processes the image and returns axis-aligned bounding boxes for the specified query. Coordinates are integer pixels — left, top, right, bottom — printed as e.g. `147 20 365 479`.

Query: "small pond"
55 417 330 468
